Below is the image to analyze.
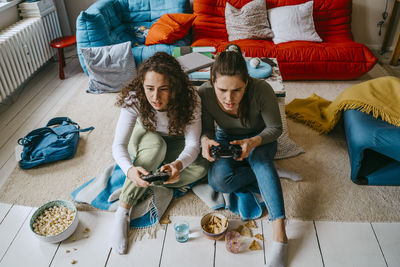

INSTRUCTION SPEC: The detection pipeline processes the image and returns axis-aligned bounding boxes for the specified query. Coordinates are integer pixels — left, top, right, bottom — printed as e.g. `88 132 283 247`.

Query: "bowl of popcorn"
201 212 229 240
30 200 78 243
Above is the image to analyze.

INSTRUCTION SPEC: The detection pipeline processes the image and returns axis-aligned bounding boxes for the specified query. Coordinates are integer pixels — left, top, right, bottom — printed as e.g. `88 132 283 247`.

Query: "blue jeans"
208 129 285 220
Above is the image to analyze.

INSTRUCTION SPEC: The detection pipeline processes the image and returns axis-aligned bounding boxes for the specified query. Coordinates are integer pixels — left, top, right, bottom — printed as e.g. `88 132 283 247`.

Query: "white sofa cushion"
268 1 322 44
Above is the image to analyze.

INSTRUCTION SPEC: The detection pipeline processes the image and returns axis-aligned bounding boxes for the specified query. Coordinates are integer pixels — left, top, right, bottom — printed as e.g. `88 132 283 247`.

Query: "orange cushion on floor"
145 13 195 45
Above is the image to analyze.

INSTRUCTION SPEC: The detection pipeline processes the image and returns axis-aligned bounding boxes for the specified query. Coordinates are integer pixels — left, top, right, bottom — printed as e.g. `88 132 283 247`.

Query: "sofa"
76 0 377 81
191 0 377 80
76 0 191 74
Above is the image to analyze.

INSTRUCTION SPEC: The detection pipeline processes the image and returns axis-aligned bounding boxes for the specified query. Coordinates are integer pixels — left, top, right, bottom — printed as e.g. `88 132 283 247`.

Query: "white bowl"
30 199 79 243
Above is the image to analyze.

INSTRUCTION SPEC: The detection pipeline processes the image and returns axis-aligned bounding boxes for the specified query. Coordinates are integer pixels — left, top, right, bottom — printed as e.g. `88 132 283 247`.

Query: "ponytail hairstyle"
117 52 197 136
225 43 243 55
210 44 250 126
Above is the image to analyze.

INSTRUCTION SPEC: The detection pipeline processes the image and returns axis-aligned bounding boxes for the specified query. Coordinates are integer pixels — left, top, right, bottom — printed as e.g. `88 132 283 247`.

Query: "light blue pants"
208 129 285 220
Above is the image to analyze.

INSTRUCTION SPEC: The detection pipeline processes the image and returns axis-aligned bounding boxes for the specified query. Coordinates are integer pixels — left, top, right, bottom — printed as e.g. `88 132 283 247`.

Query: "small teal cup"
174 221 190 243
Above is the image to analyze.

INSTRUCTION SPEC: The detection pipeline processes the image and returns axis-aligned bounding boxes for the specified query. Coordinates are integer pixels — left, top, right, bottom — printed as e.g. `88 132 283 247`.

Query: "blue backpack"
17 117 94 169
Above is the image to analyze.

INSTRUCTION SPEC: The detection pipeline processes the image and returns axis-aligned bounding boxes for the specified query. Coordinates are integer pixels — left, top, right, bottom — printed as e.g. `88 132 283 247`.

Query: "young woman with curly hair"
111 52 208 254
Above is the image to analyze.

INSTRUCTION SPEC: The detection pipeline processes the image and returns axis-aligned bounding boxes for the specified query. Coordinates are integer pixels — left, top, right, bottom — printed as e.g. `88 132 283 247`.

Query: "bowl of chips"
201 212 229 240
30 199 79 243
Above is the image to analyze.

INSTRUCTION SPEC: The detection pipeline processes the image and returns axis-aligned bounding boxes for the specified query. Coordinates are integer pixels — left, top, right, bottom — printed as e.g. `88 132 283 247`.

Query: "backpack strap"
46 117 94 133
47 117 77 127
50 126 95 138
78 126 95 132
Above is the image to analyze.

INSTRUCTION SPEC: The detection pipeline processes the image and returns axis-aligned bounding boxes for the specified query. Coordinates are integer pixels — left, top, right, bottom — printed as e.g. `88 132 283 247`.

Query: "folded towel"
286 76 400 133
71 163 173 231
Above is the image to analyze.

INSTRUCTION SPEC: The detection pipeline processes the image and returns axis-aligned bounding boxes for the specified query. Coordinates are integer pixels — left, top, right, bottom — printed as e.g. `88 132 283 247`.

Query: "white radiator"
0 10 61 103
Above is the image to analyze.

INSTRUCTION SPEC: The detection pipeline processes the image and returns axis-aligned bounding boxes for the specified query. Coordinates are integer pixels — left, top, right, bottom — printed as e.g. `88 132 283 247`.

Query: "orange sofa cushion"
192 0 377 80
145 13 195 46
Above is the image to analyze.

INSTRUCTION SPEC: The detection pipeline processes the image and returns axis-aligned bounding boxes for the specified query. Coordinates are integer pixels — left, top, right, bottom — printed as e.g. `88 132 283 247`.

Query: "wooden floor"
0 203 400 267
0 55 400 267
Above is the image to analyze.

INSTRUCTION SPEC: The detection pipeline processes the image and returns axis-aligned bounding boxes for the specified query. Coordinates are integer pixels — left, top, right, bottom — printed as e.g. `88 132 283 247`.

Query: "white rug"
2 64 400 222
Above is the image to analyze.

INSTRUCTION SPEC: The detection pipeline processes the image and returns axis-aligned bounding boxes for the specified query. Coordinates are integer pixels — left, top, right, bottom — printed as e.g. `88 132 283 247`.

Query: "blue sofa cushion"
344 109 400 185
76 0 190 74
132 36 190 65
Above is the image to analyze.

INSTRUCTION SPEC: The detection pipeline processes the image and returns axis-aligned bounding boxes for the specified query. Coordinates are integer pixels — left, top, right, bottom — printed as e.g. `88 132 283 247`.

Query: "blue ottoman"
344 109 400 185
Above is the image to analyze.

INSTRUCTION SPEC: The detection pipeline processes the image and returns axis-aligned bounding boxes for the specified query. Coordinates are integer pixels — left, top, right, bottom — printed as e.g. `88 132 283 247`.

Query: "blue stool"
344 109 400 185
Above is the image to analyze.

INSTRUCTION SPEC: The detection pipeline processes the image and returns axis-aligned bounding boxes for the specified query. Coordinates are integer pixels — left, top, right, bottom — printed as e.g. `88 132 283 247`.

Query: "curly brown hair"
117 52 197 136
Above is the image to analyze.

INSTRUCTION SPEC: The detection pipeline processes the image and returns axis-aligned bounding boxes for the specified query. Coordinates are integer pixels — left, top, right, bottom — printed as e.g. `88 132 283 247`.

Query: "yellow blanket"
285 76 400 133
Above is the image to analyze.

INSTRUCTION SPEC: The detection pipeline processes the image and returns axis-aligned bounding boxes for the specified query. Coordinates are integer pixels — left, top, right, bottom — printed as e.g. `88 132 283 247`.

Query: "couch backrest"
119 0 191 28
192 0 352 42
77 0 190 48
76 0 189 73
76 0 131 48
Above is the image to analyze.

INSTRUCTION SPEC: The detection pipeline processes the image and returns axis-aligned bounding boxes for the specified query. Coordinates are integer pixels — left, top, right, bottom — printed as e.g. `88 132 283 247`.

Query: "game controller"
210 144 242 160
141 171 170 183
260 57 277 67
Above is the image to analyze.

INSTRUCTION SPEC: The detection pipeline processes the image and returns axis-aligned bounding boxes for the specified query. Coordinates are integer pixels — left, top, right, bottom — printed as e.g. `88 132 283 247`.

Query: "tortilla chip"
235 225 244 233
203 215 227 234
240 226 252 237
249 240 262 250
254 233 263 240
245 220 257 228
222 218 228 228
159 215 171 224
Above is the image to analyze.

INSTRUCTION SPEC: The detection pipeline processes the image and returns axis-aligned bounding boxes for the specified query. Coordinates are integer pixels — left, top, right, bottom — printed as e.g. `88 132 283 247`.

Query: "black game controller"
141 171 170 183
210 144 242 160
260 57 277 67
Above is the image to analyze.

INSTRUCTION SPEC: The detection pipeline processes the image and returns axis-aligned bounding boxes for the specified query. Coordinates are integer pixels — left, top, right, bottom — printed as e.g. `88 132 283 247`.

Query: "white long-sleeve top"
112 94 202 175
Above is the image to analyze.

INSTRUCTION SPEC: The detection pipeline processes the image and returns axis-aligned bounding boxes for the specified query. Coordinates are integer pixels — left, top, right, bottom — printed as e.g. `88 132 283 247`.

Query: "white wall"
352 0 400 51
63 0 94 36
0 5 19 30
54 0 72 36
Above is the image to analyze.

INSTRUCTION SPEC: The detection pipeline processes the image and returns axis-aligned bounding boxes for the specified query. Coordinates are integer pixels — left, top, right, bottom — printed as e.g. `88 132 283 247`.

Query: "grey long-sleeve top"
198 78 282 145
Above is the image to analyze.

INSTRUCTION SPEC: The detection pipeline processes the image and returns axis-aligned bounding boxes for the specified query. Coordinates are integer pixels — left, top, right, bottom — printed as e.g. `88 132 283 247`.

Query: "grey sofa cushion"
80 41 136 94
225 0 273 42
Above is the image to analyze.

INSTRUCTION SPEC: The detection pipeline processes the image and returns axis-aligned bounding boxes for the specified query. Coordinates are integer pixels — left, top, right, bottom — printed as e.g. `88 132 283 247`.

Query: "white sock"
266 241 288 267
111 206 130 254
276 167 302 182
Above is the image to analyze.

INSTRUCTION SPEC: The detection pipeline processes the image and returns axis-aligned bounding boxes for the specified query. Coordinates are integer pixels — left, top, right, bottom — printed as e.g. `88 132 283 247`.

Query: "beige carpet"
1 64 400 222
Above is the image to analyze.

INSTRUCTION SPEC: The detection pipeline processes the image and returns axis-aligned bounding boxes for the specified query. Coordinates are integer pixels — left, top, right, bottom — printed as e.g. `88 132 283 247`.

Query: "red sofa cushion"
192 0 377 80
